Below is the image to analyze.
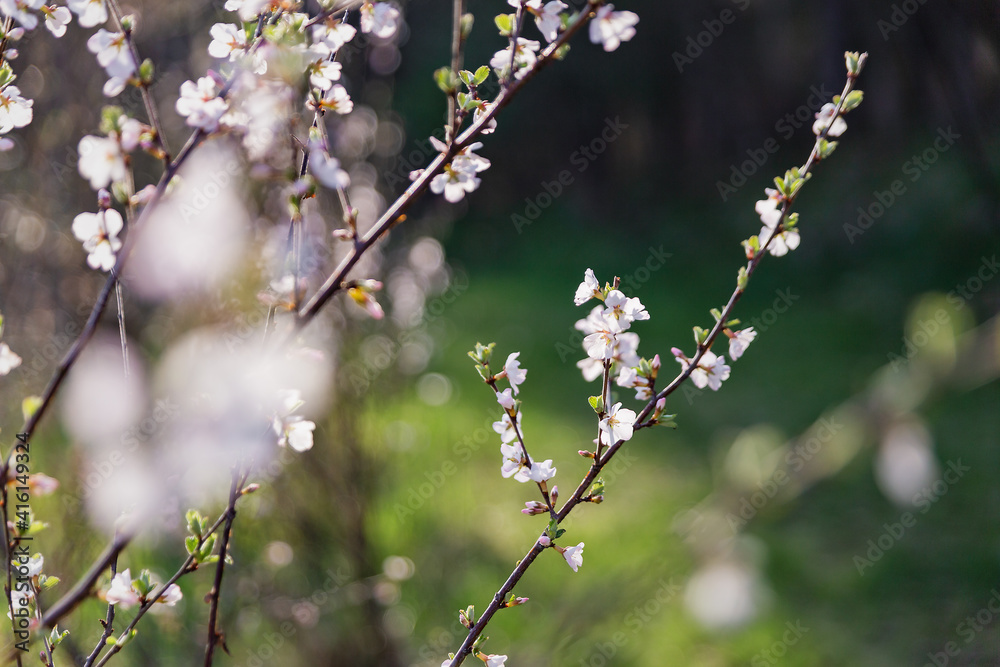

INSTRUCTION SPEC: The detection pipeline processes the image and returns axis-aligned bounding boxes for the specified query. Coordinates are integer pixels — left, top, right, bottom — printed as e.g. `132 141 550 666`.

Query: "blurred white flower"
875 419 939 507
0 0 43 30
67 0 107 28
685 560 763 630
813 102 847 137
0 342 21 375
360 2 400 39
310 149 350 190
589 4 638 52
126 146 248 300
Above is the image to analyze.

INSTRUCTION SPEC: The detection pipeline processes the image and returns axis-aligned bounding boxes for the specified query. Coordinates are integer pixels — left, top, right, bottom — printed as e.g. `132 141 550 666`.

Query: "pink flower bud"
97 189 112 208
670 347 685 358
538 535 551 547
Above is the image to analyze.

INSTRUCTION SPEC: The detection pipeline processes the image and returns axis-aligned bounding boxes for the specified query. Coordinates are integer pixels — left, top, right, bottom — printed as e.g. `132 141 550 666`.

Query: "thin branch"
446 0 466 142
203 468 244 666
445 55 868 667
107 0 171 164
82 547 119 667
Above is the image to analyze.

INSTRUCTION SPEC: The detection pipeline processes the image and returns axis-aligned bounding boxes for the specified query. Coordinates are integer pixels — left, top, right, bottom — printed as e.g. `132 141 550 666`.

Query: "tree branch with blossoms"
441 51 867 667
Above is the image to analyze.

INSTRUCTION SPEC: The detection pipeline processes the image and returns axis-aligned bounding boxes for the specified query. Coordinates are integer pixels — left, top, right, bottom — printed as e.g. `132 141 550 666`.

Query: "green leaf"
693 326 708 345
817 138 838 159
434 67 457 93
737 266 749 291
588 395 604 413
473 65 491 86
710 308 723 322
460 13 475 39
139 58 154 85
475 365 492 382
554 44 571 60
842 90 864 112
185 535 199 555
495 13 515 36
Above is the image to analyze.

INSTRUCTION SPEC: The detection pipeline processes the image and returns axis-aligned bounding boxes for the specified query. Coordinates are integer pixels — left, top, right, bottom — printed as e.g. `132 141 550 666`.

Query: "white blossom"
176 76 229 132
87 29 135 79
493 411 522 444
430 167 480 203
77 135 125 190
812 102 847 137
562 542 585 572
0 85 32 134
309 60 342 90
574 268 602 306
600 402 636 443
589 4 638 52
105 569 139 607
72 208 123 271
43 5 71 36
490 37 539 80
728 327 757 360
156 583 183 606
496 388 515 410
315 83 353 115
503 352 526 395
207 23 246 60
311 20 357 56
759 223 800 257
